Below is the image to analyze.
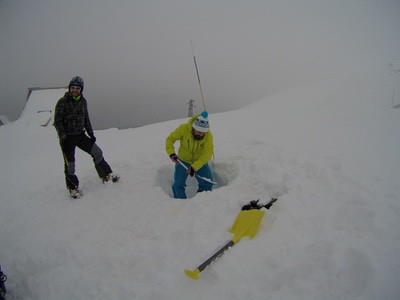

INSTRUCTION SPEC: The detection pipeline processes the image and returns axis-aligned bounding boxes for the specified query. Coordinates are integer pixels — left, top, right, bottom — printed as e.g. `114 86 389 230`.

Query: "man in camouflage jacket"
54 76 117 197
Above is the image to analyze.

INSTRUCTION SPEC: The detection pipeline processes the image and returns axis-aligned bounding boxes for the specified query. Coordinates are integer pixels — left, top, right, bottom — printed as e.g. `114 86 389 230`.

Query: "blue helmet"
69 76 84 91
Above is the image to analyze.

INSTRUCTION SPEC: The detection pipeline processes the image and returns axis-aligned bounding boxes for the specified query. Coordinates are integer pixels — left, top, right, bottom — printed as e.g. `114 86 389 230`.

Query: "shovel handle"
197 240 235 272
185 239 235 280
264 198 278 210
176 159 217 185
176 159 189 170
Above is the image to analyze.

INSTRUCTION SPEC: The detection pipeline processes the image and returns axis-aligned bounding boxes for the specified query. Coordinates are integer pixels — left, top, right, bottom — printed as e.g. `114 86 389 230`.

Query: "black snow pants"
60 132 112 189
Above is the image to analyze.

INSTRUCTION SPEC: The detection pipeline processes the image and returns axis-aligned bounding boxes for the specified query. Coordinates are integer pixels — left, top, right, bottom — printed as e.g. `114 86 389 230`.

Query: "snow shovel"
184 198 278 280
176 159 217 185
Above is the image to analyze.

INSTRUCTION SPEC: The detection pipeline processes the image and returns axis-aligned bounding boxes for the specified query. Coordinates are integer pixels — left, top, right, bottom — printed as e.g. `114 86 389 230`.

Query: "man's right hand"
170 153 179 164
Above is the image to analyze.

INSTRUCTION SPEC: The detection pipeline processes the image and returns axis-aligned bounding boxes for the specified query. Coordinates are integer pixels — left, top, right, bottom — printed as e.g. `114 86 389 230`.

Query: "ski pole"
176 159 217 185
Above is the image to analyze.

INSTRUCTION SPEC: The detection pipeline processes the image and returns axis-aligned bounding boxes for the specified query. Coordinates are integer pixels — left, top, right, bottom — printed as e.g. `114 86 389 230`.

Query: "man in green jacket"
165 111 214 199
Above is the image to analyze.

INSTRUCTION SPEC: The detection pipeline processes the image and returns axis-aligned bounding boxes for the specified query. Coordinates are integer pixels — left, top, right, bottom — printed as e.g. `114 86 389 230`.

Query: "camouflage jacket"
53 92 94 138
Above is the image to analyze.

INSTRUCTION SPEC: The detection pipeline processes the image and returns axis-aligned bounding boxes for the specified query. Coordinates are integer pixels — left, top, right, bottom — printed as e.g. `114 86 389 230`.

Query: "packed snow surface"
0 64 399 299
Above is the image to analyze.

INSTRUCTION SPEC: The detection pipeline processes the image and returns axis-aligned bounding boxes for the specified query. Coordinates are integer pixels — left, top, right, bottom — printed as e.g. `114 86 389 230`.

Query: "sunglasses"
70 86 81 91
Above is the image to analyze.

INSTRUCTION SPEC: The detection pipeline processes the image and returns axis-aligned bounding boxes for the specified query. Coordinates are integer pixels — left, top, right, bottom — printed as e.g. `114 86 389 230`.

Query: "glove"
187 166 196 177
88 133 96 143
170 153 179 164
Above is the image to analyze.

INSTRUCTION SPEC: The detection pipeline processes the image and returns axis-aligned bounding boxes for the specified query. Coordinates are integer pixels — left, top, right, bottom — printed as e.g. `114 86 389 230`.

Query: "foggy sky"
1 0 400 129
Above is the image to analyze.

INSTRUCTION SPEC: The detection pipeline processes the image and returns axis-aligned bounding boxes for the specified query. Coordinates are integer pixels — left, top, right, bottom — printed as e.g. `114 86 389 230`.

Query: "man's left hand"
89 133 96 143
187 166 196 177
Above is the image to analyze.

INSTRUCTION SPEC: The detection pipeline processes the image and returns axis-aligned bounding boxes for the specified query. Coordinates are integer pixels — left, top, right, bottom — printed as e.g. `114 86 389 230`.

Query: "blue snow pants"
172 161 213 199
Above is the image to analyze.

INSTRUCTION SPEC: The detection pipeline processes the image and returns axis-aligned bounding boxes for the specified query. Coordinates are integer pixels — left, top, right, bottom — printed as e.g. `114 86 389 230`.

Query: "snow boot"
102 173 120 183
69 188 82 199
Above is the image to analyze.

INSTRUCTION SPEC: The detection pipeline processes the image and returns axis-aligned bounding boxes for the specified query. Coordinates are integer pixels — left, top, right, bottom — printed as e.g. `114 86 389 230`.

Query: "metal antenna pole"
191 41 207 111
187 99 195 117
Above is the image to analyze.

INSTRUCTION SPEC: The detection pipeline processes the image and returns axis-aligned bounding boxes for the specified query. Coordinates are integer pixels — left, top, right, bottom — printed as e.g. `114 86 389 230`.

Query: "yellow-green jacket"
165 115 214 171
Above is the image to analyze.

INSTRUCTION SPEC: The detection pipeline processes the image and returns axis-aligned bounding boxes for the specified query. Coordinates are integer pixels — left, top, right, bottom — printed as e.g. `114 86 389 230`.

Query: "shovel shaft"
185 239 235 280
197 240 235 272
176 159 216 185
176 158 188 170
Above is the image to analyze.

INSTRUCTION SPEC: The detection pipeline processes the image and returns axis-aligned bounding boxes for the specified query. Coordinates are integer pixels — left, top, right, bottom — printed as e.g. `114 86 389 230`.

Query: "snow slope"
0 63 399 300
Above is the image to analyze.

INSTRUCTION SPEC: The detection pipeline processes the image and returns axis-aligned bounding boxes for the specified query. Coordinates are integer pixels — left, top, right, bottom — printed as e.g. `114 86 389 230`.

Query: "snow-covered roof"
18 87 67 127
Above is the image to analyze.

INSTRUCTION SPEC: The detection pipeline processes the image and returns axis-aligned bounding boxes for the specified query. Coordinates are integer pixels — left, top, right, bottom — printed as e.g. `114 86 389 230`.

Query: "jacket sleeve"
53 99 66 138
83 99 94 136
191 132 214 171
165 124 184 156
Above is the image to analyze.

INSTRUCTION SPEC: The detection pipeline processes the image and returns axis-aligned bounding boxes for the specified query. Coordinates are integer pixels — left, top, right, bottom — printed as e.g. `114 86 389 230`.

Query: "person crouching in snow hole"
165 111 214 199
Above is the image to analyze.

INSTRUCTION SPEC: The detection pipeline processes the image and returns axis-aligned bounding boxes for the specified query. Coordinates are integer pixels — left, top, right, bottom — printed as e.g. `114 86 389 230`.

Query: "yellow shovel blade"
230 209 265 243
